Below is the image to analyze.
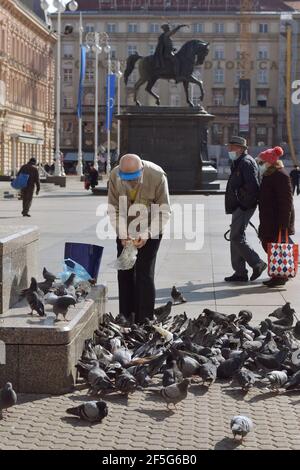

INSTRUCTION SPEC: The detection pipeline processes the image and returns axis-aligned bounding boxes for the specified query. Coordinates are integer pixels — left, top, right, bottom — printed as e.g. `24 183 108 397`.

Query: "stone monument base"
118 106 219 191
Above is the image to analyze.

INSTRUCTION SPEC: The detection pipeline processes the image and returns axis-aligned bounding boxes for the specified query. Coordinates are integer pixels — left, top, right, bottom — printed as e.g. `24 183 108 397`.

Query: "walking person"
257 146 295 288
18 157 40 217
88 162 99 189
108 154 171 324
225 136 267 282
290 165 300 196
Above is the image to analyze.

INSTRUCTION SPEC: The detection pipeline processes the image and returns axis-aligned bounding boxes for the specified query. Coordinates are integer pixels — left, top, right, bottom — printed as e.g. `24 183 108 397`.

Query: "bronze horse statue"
124 40 210 108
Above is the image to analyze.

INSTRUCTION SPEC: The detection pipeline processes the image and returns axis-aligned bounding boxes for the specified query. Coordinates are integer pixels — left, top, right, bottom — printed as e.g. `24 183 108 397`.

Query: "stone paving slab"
0 382 300 450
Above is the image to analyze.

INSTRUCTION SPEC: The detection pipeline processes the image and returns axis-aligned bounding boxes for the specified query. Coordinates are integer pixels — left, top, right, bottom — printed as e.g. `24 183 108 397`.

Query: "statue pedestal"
118 107 219 191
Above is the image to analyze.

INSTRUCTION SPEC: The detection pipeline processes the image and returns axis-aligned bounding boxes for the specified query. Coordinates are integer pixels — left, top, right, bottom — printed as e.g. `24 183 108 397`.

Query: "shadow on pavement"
60 416 104 427
214 437 241 450
134 408 175 421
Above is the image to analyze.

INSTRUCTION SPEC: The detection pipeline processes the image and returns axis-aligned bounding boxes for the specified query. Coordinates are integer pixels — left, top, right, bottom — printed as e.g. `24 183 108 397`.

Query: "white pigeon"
230 415 253 441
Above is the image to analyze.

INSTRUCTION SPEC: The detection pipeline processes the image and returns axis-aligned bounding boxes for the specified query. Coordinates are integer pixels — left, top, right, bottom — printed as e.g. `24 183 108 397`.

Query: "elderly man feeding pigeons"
108 154 172 324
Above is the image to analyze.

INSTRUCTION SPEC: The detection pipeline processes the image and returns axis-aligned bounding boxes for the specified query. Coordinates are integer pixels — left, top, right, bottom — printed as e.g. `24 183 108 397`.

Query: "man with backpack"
18 157 40 217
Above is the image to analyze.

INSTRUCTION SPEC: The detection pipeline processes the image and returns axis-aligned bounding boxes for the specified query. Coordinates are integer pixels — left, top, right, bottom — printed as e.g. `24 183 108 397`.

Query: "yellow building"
0 0 56 176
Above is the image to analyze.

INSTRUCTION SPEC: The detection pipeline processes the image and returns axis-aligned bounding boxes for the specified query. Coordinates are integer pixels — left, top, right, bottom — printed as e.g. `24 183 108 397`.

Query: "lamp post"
40 0 78 177
76 11 84 176
116 60 123 160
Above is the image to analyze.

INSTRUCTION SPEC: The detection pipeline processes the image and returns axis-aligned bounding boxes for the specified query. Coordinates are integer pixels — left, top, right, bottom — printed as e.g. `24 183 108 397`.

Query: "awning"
11 133 44 145
64 152 94 162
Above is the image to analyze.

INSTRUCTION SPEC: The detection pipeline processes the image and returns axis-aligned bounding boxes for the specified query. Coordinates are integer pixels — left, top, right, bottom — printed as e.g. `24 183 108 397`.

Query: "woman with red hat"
257 146 295 288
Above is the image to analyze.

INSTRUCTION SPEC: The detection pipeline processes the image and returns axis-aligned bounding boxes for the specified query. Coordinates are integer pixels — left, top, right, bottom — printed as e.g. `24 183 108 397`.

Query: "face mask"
228 151 239 161
258 162 269 177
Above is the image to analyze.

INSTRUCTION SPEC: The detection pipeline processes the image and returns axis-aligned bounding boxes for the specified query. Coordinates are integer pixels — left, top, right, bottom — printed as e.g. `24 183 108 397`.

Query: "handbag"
268 230 299 278
11 173 29 190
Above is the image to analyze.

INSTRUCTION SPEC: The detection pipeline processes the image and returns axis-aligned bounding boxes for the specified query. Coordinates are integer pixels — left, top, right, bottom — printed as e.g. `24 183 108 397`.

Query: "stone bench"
0 285 107 394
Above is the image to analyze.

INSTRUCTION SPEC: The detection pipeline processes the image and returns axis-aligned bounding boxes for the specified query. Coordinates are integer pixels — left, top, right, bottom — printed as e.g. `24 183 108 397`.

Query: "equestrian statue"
124 23 210 108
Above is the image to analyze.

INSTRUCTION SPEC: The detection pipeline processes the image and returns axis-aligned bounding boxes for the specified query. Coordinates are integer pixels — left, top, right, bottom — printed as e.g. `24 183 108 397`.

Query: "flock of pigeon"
19 267 94 322
2 285 300 444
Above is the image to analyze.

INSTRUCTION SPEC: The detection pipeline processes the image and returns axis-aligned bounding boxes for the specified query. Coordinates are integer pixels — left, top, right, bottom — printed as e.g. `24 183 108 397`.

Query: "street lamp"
115 61 123 159
85 32 111 173
40 0 78 177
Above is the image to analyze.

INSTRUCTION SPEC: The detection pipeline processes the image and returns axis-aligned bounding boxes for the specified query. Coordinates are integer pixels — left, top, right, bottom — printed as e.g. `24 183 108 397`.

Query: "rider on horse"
153 24 188 83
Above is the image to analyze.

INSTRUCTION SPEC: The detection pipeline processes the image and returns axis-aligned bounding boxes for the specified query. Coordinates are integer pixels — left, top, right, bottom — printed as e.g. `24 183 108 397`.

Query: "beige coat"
108 160 171 239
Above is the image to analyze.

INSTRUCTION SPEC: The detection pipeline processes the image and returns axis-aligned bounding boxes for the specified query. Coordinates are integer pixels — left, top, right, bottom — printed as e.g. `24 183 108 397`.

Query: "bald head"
119 154 142 173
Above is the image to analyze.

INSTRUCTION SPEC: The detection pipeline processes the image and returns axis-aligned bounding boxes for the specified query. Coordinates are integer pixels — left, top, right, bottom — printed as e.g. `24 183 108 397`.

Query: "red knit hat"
258 146 284 165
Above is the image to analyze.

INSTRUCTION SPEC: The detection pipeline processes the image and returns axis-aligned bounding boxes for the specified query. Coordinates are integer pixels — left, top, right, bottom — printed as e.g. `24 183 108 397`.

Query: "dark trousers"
117 236 162 324
21 188 34 215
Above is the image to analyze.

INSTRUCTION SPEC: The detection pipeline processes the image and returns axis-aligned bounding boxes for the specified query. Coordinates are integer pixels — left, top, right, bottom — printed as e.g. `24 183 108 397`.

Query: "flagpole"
106 48 111 177
77 11 83 176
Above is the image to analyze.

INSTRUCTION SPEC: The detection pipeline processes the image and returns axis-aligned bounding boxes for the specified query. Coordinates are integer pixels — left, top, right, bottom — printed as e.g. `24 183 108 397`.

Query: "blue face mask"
228 151 239 161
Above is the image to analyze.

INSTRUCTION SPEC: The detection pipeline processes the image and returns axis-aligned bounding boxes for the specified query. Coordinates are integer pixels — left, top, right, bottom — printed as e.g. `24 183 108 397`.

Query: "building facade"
51 0 298 163
0 0 56 176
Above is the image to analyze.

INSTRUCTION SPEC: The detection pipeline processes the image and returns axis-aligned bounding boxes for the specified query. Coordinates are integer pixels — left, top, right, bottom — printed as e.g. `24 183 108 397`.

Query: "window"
85 67 94 82
128 45 137 56
63 44 73 58
63 95 73 108
213 93 225 106
85 24 95 33
193 23 204 34
84 92 95 105
110 47 117 60
257 94 268 107
214 46 225 60
237 23 249 33
214 23 225 34
149 44 156 55
257 126 267 135
214 68 224 84
128 23 138 33
259 23 268 33
107 23 117 33
258 46 269 60
150 24 160 33
213 123 223 134
258 70 268 84
63 67 73 83
63 121 73 133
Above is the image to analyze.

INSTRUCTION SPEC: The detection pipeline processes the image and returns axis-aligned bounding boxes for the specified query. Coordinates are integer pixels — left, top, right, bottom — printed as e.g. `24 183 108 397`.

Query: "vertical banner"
77 45 87 118
105 74 116 131
239 78 251 133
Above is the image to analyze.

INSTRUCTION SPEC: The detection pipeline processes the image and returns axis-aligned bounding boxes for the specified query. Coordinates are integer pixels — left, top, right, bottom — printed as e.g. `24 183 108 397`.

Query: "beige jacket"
108 160 171 239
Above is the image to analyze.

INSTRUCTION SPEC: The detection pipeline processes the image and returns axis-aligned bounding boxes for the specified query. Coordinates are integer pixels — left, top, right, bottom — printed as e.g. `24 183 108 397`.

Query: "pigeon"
217 352 248 379
112 346 132 367
265 371 288 390
153 325 173 343
269 303 295 327
171 286 187 304
43 267 57 283
52 296 76 322
115 370 137 396
154 301 172 322
66 400 108 423
237 310 253 325
293 321 300 340
64 273 76 288
198 361 217 386
252 347 289 371
0 382 17 419
173 351 202 378
162 359 183 387
285 370 300 391
37 279 53 295
21 278 45 317
203 308 236 326
149 378 190 410
88 363 115 395
234 368 259 392
230 415 253 441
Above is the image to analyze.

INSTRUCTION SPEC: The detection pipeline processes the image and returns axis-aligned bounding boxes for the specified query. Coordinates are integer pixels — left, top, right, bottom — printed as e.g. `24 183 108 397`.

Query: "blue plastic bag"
58 258 92 284
11 173 29 190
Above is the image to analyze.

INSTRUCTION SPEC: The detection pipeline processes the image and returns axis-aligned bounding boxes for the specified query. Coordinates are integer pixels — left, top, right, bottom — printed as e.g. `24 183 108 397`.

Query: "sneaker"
22 214 31 217
250 261 267 281
224 274 248 283
263 278 287 288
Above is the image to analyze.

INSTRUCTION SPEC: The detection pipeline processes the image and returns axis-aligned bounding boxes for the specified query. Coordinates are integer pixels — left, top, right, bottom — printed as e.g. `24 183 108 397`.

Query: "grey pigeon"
162 359 183 387
154 301 172 322
230 415 253 441
20 278 45 317
285 370 300 391
217 352 248 379
66 400 108 423
64 273 76 288
198 361 217 386
149 378 190 410
171 286 187 304
234 368 259 392
266 370 288 390
0 382 17 419
88 362 114 394
53 295 76 321
237 310 253 325
37 279 53 294
43 267 57 283
115 370 137 396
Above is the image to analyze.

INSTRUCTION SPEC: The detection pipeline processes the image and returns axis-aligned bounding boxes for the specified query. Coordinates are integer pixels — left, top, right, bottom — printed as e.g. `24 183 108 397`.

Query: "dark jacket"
290 169 300 190
258 167 295 241
18 163 40 193
225 152 260 214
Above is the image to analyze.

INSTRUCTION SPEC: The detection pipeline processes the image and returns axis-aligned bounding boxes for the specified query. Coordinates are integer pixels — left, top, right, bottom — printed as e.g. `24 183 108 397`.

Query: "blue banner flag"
105 73 116 131
77 45 87 118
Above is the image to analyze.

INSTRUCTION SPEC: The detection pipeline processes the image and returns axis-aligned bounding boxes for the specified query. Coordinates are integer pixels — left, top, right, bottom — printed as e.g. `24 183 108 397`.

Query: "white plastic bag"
111 242 138 270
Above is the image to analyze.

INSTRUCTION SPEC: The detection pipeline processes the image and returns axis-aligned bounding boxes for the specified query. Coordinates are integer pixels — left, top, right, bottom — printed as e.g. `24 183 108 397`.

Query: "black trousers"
21 188 34 215
117 236 162 324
